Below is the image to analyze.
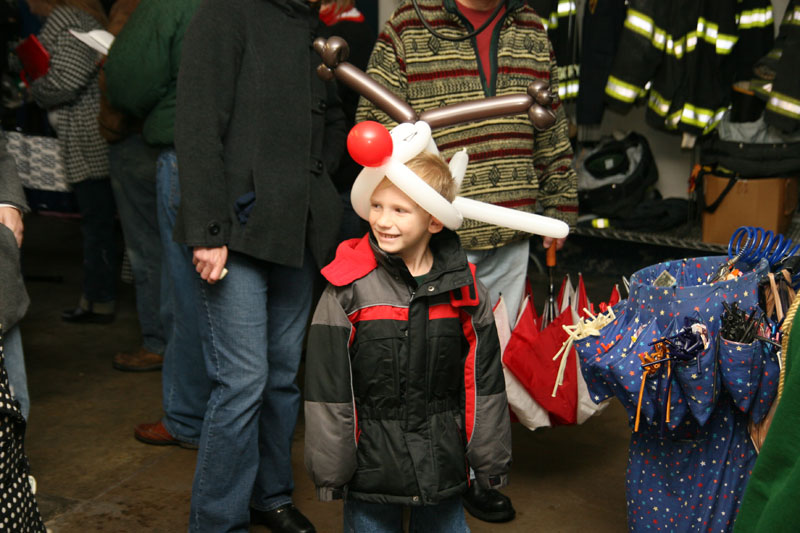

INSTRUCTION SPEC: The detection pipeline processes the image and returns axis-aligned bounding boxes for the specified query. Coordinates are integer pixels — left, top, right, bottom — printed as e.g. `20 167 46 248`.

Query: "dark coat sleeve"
0 131 30 331
174 0 242 247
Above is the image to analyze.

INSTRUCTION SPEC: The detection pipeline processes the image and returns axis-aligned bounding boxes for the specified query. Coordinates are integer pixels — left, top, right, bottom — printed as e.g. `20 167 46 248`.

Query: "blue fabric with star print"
718 338 763 414
749 340 779 424
576 304 638 405
580 256 770 532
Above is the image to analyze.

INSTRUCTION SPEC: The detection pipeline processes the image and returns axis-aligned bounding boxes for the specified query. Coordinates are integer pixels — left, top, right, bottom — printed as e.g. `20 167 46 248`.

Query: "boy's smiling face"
369 179 442 261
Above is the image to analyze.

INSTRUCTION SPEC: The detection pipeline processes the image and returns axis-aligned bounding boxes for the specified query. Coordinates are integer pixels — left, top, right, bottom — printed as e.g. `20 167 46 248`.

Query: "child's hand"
193 245 228 284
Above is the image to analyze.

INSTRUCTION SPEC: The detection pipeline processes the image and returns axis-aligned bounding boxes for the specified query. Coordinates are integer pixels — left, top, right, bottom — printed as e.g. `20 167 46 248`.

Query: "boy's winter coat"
304 230 512 505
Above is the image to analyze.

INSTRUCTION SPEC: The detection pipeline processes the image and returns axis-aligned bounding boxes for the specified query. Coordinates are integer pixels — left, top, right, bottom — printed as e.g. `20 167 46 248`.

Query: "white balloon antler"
317 36 570 240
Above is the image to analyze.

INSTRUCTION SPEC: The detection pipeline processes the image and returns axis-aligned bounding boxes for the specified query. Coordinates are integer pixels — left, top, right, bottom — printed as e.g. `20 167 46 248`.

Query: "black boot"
462 483 516 523
250 504 316 533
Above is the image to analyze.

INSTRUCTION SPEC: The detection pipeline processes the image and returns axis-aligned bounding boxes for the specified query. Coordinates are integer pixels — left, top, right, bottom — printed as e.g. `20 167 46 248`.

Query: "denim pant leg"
466 239 530 329
252 251 315 510
2 326 29 420
343 500 404 533
409 497 470 533
190 252 314 532
109 135 165 354
71 178 119 304
155 149 210 444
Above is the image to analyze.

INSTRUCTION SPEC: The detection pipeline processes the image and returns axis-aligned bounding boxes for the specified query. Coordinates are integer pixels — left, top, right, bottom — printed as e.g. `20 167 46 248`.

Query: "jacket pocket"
351 335 402 401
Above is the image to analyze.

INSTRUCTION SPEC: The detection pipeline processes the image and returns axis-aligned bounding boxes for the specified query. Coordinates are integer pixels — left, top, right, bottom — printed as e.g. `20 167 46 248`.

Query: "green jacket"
104 0 201 146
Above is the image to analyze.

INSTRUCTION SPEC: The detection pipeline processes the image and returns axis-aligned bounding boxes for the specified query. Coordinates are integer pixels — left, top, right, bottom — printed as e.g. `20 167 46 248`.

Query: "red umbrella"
504 304 578 425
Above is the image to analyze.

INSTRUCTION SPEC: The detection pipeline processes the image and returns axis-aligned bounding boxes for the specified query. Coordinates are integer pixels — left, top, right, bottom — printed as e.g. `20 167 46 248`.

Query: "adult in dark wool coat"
173 0 345 531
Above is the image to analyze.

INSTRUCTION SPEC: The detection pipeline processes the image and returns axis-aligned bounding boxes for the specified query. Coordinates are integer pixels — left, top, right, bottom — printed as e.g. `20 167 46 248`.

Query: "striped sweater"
355 0 577 250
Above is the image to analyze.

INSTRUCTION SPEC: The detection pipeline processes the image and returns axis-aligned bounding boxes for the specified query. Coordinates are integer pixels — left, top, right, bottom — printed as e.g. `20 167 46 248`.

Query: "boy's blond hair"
404 152 457 202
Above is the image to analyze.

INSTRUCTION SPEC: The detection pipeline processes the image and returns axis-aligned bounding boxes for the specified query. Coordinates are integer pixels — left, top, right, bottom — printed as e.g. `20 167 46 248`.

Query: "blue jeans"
71 178 118 304
466 239 530 329
3 325 29 420
109 135 165 354
155 149 210 444
343 497 471 533
189 250 315 532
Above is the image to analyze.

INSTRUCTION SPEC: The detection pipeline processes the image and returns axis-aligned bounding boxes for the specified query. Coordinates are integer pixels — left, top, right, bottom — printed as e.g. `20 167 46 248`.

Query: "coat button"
319 99 327 111
427 286 435 292
412 496 419 502
208 222 220 236
317 160 324 170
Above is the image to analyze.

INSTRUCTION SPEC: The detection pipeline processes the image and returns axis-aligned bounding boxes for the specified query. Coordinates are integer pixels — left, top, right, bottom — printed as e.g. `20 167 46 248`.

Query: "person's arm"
0 131 29 247
304 286 358 501
104 0 172 119
29 14 102 109
354 17 406 129
174 0 241 250
464 280 512 489
534 41 578 239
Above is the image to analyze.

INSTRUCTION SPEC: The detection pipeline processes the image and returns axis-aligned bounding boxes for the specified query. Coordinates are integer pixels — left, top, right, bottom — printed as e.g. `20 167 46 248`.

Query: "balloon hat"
314 36 569 240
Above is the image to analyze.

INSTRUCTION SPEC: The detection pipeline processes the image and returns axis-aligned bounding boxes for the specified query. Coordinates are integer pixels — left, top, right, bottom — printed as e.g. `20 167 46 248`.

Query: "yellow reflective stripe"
624 9 654 39
715 33 738 54
680 104 727 133
648 89 671 116
606 75 644 103
767 48 782 60
558 79 580 100
557 0 576 17
783 5 800 25
767 91 800 119
737 7 774 29
665 110 682 129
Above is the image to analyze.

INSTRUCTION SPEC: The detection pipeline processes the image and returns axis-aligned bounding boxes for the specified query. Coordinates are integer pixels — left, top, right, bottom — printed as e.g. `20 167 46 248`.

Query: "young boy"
304 152 512 532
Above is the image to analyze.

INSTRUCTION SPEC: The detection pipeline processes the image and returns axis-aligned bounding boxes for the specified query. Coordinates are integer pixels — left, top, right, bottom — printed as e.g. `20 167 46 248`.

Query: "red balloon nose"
347 121 393 167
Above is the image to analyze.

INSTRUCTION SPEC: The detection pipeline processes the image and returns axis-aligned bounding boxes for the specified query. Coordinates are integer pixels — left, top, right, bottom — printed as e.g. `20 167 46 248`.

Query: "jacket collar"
321 229 472 293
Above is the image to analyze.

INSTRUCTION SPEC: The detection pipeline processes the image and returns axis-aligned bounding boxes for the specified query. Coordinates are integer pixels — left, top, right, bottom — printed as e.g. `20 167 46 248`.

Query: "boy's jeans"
343 497 471 533
155 149 211 445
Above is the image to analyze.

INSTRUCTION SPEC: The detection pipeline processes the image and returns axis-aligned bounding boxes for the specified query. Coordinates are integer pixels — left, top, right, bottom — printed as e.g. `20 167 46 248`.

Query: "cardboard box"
702 175 798 245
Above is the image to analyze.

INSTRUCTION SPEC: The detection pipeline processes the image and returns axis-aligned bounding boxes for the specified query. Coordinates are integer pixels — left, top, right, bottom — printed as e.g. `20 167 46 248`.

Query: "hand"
0 206 24 247
193 245 228 284
542 236 566 251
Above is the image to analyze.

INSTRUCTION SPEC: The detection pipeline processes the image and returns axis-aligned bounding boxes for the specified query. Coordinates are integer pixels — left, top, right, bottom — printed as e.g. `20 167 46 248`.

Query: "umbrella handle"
546 244 556 267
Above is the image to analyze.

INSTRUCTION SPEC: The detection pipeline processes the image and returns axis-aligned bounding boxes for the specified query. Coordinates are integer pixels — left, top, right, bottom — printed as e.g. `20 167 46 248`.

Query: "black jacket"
174 0 345 268
304 231 512 505
0 130 29 332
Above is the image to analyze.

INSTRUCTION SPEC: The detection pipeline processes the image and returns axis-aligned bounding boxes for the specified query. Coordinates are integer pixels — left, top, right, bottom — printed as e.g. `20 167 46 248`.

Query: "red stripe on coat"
408 68 481 83
348 306 409 324
461 312 478 443
429 304 460 320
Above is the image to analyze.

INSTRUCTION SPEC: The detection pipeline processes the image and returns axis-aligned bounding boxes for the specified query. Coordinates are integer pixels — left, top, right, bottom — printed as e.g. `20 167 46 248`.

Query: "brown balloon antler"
314 36 558 131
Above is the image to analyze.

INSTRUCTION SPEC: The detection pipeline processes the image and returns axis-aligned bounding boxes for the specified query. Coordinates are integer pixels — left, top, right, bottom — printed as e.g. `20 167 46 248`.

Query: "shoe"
112 348 164 372
250 504 316 533
61 306 115 324
462 483 516 523
134 421 198 450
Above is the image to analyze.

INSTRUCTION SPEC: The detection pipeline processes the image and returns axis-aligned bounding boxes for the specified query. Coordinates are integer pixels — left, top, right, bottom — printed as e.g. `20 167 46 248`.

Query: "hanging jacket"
764 1 800 133
304 230 512 505
605 0 773 136
526 0 580 102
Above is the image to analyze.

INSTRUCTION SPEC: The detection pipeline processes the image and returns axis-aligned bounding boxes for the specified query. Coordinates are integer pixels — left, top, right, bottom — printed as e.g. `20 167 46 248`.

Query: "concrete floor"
17 212 698 532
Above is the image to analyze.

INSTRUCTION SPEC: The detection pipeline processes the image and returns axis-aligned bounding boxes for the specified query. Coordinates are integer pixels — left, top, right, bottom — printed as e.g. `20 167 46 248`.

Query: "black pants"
72 178 118 304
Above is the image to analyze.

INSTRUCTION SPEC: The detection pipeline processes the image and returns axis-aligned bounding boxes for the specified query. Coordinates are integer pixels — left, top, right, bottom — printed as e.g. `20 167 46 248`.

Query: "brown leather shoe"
112 348 163 372
134 421 198 449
